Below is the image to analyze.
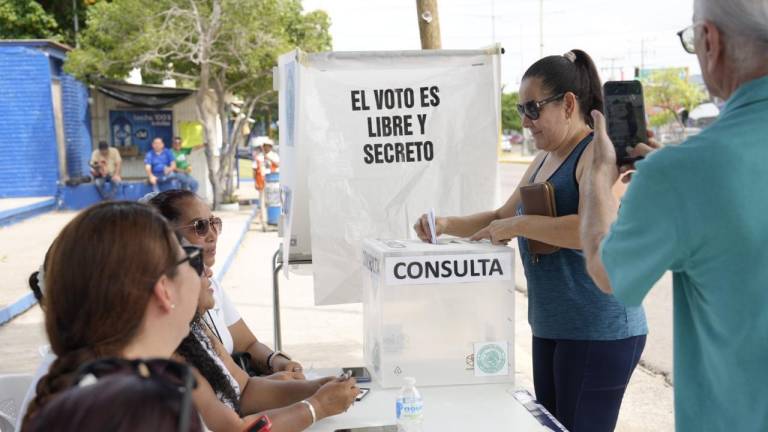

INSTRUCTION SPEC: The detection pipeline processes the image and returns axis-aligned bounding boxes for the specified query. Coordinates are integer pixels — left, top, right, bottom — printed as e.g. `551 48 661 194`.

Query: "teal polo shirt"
601 75 768 432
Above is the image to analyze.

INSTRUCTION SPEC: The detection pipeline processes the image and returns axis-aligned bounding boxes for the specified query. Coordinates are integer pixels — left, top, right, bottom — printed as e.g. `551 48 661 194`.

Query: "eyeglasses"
516 93 565 120
178 245 205 277
74 357 197 432
179 216 222 238
676 22 702 54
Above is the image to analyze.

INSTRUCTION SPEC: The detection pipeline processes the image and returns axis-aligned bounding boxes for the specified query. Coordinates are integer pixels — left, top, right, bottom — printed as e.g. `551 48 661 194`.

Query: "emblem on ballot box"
474 342 509 377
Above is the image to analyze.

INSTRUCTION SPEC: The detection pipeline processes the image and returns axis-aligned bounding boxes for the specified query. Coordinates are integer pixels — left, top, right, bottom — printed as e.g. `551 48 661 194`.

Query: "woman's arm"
228 319 302 374
206 326 319 414
415 152 545 240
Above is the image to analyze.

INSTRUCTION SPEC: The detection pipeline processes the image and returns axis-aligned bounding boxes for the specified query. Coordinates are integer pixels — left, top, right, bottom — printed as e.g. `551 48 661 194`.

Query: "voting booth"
362 238 515 388
276 48 502 305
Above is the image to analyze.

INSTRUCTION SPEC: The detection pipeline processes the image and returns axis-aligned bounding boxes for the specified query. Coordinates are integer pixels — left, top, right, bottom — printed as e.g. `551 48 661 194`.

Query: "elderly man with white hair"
580 0 768 431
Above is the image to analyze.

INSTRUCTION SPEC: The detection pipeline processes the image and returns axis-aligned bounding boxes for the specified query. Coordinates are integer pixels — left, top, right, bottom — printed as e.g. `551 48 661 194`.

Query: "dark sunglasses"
516 93 565 120
179 216 222 238
178 245 205 277
74 357 197 432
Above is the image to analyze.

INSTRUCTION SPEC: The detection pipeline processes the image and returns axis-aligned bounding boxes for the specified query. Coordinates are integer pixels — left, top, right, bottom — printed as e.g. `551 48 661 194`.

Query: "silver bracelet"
300 399 317 424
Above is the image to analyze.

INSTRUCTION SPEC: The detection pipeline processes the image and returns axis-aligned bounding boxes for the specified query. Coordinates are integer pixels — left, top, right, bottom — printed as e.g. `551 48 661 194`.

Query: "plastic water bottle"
396 377 423 432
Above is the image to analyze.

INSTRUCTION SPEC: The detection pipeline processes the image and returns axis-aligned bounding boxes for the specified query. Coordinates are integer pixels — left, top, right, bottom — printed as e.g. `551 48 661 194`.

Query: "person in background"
580 0 768 430
145 137 177 192
171 136 200 193
20 202 201 429
90 140 122 200
149 190 302 375
253 137 279 193
415 50 647 432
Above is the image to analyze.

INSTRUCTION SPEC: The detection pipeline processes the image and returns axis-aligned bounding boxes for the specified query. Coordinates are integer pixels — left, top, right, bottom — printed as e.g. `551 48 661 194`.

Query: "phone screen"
342 367 372 383
355 387 370 401
603 80 648 164
334 426 397 432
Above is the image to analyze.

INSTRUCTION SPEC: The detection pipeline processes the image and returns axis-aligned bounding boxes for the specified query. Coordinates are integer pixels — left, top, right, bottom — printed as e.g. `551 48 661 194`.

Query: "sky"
301 0 701 91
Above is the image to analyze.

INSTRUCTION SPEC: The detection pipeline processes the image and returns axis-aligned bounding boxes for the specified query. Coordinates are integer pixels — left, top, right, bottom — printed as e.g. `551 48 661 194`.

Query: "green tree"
501 91 522 133
0 0 59 40
644 69 707 128
66 0 331 208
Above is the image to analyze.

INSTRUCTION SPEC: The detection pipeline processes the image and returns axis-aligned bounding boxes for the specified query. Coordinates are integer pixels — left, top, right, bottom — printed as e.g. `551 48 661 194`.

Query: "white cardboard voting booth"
362 239 515 388
276 48 502 305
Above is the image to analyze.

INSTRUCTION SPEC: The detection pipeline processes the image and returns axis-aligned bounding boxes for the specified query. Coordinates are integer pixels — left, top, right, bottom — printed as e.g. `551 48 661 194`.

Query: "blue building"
0 40 92 198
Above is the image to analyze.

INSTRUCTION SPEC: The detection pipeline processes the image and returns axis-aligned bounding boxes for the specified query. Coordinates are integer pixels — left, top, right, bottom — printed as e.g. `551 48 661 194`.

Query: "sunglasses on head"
74 357 197 432
178 245 205 277
516 92 565 120
179 216 222 238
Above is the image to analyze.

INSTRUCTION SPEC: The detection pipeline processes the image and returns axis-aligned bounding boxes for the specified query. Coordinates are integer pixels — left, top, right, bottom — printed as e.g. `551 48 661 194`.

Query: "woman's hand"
308 377 359 420
264 371 306 381
272 357 304 375
470 217 523 245
413 213 447 242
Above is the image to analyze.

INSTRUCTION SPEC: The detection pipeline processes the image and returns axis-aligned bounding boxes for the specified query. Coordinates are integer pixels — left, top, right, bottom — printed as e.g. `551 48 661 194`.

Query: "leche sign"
380 253 512 286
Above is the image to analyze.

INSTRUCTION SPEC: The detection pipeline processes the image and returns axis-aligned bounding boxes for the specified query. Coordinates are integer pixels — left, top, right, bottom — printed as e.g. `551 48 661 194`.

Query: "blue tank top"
517 133 647 340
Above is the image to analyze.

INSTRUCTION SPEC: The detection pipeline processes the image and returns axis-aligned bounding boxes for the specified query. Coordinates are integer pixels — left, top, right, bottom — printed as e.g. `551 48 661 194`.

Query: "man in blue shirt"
580 1 768 430
144 137 177 192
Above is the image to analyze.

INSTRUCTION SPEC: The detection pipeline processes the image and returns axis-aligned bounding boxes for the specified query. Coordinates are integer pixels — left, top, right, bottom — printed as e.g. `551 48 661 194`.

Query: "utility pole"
539 0 544 58
491 0 496 43
73 0 79 47
416 0 442 49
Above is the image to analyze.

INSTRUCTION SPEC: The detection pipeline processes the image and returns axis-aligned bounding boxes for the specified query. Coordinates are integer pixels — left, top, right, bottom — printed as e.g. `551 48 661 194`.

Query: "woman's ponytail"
570 49 603 126
22 347 99 428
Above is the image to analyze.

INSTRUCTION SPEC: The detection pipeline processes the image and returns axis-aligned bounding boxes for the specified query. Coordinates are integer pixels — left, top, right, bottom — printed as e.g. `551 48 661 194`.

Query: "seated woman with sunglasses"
25 358 203 432
414 50 647 432
21 201 203 429
149 190 303 376
173 261 358 431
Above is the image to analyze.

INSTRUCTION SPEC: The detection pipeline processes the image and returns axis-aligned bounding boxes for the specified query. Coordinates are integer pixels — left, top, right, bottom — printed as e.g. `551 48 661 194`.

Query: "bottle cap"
404 377 416 386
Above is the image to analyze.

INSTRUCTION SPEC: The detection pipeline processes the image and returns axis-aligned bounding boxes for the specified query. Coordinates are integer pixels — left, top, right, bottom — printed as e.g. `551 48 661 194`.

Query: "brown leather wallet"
519 181 560 256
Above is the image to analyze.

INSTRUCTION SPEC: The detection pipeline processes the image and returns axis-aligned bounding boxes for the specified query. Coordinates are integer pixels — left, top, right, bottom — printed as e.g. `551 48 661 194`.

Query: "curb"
214 204 260 283
0 293 37 327
0 198 56 228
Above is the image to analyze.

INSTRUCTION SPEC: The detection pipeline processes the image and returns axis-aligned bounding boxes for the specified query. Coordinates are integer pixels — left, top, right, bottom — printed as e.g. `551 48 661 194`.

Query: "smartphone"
334 427 397 432
355 387 370 401
342 366 372 383
244 415 272 432
603 80 649 165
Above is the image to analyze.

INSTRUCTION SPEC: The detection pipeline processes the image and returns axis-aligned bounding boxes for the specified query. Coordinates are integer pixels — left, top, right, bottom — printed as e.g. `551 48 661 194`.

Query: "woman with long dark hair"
20 201 203 429
415 50 647 431
150 190 302 375
150 192 359 431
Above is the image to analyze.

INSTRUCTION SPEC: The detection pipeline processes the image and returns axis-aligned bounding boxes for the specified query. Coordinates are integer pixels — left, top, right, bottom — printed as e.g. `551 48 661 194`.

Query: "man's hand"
186 166 192 174
112 175 122 182
164 166 172 175
590 110 620 184
149 175 158 185
619 130 663 184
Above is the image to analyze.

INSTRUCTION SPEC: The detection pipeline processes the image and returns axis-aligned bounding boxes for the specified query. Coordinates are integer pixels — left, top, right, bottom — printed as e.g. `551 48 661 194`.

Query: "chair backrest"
0 374 34 432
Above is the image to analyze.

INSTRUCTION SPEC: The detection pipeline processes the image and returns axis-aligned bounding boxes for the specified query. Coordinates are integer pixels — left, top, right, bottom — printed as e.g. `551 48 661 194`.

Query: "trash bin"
265 172 281 225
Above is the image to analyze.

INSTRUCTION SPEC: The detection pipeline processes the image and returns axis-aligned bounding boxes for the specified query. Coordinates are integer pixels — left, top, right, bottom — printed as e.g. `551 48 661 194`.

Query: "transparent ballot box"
362 238 515 388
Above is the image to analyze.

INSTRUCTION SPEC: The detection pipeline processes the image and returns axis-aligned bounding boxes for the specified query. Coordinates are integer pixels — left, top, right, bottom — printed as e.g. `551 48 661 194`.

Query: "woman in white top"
174 265 358 431
149 190 302 375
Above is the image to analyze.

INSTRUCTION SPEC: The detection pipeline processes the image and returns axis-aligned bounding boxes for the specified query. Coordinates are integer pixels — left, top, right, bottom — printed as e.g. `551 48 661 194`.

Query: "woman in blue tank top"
414 50 647 432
